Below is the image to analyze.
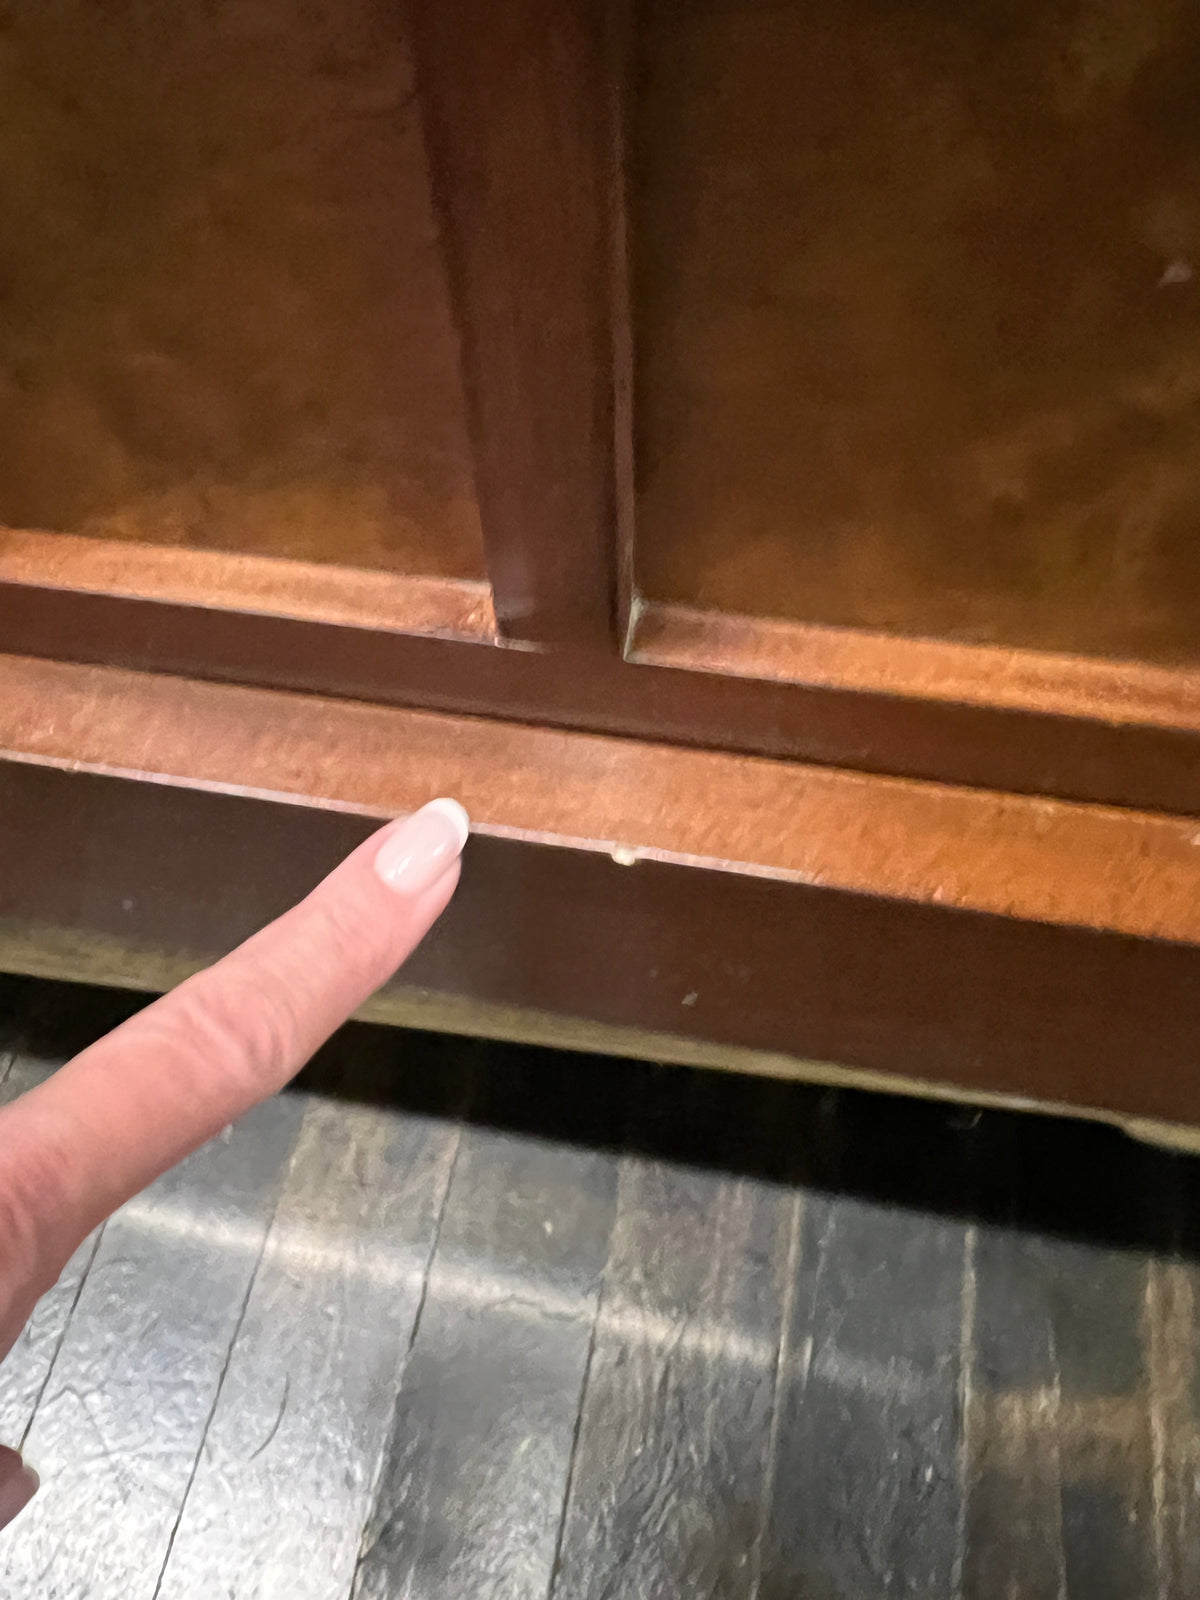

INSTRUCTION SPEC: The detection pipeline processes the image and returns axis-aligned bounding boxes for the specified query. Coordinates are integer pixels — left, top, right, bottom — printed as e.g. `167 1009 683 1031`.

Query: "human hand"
0 798 469 1529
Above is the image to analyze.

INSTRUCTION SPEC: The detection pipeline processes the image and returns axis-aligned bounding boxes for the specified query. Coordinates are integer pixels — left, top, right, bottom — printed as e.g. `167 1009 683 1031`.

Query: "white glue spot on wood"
611 846 638 866
1159 258 1194 287
682 991 698 1007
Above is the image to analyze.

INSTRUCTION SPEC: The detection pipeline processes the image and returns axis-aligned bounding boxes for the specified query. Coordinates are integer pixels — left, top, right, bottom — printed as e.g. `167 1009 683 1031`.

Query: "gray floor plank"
0 1095 304 1600
962 1115 1188 1600
1053 1243 1157 1600
353 1049 625 1600
0 1041 106 1454
762 1113 969 1600
0 1226 104 1459
154 1089 464 1600
551 1070 799 1600
1017 1132 1163 1600
4 978 1200 1600
1145 1257 1200 1600
962 1228 1068 1600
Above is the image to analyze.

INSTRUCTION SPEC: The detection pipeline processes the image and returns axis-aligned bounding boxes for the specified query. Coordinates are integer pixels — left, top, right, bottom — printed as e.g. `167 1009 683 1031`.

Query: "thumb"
0 1446 38 1531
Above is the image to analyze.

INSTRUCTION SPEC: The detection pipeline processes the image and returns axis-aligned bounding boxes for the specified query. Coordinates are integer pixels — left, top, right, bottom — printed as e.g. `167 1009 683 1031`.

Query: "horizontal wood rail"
4 530 1200 815
2 652 1200 1130
629 601 1200 737
0 529 495 639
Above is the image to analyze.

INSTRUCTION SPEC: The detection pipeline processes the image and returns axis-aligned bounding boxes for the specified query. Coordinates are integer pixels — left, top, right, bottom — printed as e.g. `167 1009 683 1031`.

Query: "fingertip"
424 797 471 850
372 799 470 898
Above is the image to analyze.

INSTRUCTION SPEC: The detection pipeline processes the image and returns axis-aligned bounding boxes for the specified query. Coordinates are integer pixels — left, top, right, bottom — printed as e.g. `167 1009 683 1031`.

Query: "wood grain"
408 0 618 646
6 578 1200 814
7 679 1200 1125
0 1094 305 1598
631 600 1200 737
0 0 482 580
4 650 1200 947
634 0 1200 666
355 1047 621 1600
0 529 495 638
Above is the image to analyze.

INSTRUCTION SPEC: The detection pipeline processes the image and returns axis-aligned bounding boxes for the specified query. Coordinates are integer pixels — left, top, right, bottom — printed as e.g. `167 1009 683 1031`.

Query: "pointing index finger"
0 799 469 1289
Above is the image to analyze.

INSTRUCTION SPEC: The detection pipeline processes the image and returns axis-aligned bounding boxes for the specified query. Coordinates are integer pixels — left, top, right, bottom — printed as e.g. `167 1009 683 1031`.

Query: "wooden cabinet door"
0 0 500 635
6 0 1200 816
619 0 1200 815
5 0 1200 1134
0 0 620 724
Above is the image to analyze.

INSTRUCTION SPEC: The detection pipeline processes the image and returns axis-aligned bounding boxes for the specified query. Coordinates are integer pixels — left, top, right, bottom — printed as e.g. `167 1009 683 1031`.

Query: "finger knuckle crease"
167 978 302 1093
0 1111 72 1282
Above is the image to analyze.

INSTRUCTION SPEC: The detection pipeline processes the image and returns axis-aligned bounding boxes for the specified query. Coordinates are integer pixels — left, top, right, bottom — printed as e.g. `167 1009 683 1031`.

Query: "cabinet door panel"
633 0 1200 665
0 0 483 583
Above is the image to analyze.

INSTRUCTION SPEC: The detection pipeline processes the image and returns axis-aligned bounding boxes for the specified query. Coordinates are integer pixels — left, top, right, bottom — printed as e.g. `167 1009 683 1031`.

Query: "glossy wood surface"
0 530 495 638
8 573 1200 814
407 0 620 645
0 0 482 579
5 650 1200 947
634 0 1200 664
6 0 1200 825
629 600 1200 732
5 665 1200 1125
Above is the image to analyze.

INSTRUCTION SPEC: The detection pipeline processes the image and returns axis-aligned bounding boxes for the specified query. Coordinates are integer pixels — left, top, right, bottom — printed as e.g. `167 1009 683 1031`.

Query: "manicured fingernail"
373 798 470 897
0 1445 38 1530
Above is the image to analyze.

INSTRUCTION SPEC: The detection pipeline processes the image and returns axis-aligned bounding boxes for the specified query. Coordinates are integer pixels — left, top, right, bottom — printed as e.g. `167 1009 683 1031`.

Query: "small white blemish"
682 991 698 1007
121 897 134 913
543 1219 554 1236
1159 258 1194 287
611 846 638 867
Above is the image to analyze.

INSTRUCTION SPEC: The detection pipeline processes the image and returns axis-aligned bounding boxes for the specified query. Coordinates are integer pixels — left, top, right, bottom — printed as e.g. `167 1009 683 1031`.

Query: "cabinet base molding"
3 653 1200 1133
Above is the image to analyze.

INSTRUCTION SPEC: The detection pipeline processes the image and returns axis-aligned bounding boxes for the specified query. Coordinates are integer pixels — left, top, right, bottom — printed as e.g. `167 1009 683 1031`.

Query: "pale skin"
0 798 470 1531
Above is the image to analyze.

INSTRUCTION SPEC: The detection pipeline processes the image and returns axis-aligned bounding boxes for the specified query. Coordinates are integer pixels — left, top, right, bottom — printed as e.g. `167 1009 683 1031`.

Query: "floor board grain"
552 1070 800 1600
352 1047 626 1600
1 976 1199 1599
154 1053 466 1600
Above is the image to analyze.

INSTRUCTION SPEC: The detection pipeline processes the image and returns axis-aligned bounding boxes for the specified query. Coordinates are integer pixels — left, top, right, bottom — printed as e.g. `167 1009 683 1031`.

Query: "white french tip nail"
423 797 471 850
372 798 471 898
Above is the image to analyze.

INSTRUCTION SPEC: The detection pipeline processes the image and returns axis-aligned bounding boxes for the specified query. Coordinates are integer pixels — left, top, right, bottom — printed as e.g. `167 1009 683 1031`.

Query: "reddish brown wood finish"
608 0 638 649
629 602 1200 736
407 0 618 647
3 565 1200 816
7 650 1200 946
632 0 1200 668
0 530 494 639
0 0 484 582
5 750 1200 1128
7 0 1200 1137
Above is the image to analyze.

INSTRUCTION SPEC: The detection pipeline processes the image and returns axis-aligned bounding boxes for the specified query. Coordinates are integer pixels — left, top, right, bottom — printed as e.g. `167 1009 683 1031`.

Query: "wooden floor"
1 975 1198 1599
